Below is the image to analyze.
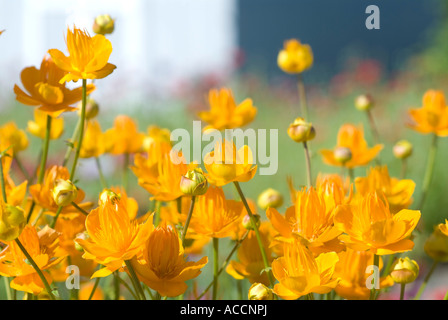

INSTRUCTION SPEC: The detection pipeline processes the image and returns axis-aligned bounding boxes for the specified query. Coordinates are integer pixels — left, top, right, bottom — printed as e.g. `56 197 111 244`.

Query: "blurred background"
1 0 448 299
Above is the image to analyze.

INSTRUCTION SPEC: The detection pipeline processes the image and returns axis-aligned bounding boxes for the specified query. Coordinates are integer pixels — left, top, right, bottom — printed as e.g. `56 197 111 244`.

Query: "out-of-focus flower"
248 283 274 300
390 257 419 284
393 140 413 159
242 213 261 230
27 109 64 140
355 94 374 111
92 14 115 35
424 226 448 262
287 117 316 143
267 186 344 254
277 39 313 74
142 125 171 152
408 90 448 136
333 147 352 165
226 222 274 285
0 122 29 154
354 166 415 213
75 197 154 278
14 56 95 117
334 192 420 255
204 140 257 187
131 224 208 297
48 26 116 83
0 200 26 242
438 219 448 236
187 186 245 240
272 240 339 300
78 98 99 120
180 168 208 196
52 179 78 207
320 124 383 169
99 187 139 220
198 88 257 131
79 282 104 300
334 248 393 300
80 120 109 158
104 115 145 155
0 225 65 295
257 188 283 210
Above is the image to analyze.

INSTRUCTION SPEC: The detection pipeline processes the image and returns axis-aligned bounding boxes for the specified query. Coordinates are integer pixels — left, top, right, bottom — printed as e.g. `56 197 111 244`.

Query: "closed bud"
248 283 274 300
52 179 78 207
92 14 115 35
424 228 448 262
390 257 419 284
333 147 352 164
0 205 25 242
257 188 283 210
180 168 208 196
78 98 99 120
99 189 121 205
393 140 413 160
355 94 374 111
242 213 261 230
287 117 315 143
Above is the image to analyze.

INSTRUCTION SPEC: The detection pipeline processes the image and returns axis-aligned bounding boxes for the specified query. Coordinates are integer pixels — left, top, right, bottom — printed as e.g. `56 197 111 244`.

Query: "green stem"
69 79 87 181
95 157 107 189
62 117 81 167
400 158 407 179
414 261 438 300
212 237 219 300
181 196 196 247
113 271 120 300
0 154 7 203
125 260 146 300
153 200 161 227
400 283 406 300
15 239 56 300
444 289 448 300
367 110 381 146
348 168 354 182
88 277 100 300
37 115 52 184
123 153 130 191
26 201 36 224
14 155 30 181
418 134 438 210
71 202 89 216
3 276 11 300
307 293 315 300
116 274 139 300
297 73 309 120
50 206 63 229
303 142 312 187
369 254 380 300
233 181 274 287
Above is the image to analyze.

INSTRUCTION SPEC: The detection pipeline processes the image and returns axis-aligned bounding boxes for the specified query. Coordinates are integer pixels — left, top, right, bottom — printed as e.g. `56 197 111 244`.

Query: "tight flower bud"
180 168 208 196
390 257 419 284
424 228 448 262
257 188 283 210
0 205 26 242
287 117 316 143
78 98 99 120
92 14 115 35
99 189 121 205
52 179 78 207
393 140 413 160
333 147 352 164
248 283 274 300
242 213 261 230
277 39 313 74
355 94 374 111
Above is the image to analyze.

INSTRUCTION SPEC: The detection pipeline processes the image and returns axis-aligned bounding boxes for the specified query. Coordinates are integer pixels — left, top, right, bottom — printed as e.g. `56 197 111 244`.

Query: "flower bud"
92 14 115 35
77 98 99 120
0 205 26 242
257 188 283 210
277 39 313 74
424 228 448 262
248 283 274 300
242 213 261 230
390 257 419 284
52 179 78 207
180 168 208 196
393 140 413 160
333 147 352 164
355 94 374 111
287 117 316 143
99 189 121 205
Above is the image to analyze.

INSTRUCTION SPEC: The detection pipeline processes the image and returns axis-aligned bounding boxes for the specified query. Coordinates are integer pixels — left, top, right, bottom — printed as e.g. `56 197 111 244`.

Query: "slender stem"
37 115 52 184
348 168 354 182
116 274 139 300
414 261 438 300
181 196 196 247
123 153 130 191
233 181 274 287
370 254 380 300
400 284 406 300
113 271 120 300
88 277 100 300
125 260 146 300
49 206 63 229
176 197 182 214
14 155 30 181
71 202 89 216
297 73 309 120
3 276 11 300
444 289 448 300
400 158 407 179
303 142 312 187
95 157 107 189
153 200 161 227
62 117 81 167
418 134 438 210
367 110 381 146
307 293 315 300
15 239 56 300
26 201 36 224
69 79 87 181
212 237 219 300
382 254 395 277
0 155 7 203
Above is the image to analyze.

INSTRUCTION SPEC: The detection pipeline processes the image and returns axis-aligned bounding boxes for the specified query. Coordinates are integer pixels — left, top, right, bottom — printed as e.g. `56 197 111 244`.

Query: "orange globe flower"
204 140 257 186
131 224 208 297
320 124 383 169
27 109 64 140
104 115 145 155
334 192 420 255
198 88 257 131
80 120 109 158
334 248 393 300
272 240 339 300
277 39 313 74
0 122 29 154
75 197 153 278
355 166 415 213
48 26 116 83
408 90 448 136
0 225 65 295
14 56 95 117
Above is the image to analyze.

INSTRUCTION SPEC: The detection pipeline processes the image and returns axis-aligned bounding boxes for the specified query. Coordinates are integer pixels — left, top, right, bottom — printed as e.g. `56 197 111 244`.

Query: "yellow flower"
80 120 108 158
48 26 116 83
204 139 257 187
424 225 448 262
272 240 339 300
14 56 95 117
100 187 139 220
334 192 420 255
104 115 145 155
354 166 415 213
0 122 29 153
334 248 393 300
320 124 383 168
248 283 274 300
27 109 64 140
75 197 153 278
142 125 171 152
0 200 26 242
438 219 448 236
186 186 245 239
277 39 313 74
197 88 257 131
0 225 65 295
79 282 104 300
131 224 208 297
408 90 448 136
